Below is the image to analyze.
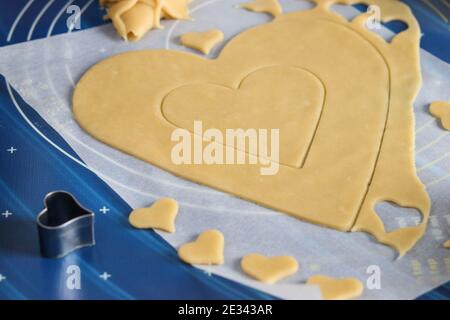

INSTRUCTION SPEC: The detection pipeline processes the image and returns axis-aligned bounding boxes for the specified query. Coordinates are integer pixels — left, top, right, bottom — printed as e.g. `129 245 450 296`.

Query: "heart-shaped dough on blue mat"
73 0 430 256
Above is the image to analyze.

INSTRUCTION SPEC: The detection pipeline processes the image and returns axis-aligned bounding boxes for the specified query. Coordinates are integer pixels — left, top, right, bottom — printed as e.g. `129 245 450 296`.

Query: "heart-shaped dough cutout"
178 229 224 265
180 29 224 55
241 253 298 284
429 101 450 130
241 0 282 18
128 197 178 233
163 66 325 168
74 12 391 233
307 275 363 300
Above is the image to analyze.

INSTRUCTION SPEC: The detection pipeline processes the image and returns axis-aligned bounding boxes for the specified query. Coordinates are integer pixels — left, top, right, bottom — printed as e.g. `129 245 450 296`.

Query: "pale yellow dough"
429 101 450 130
73 0 430 256
178 229 225 265
241 253 298 284
128 197 178 232
101 0 191 41
180 29 224 55
307 275 364 300
164 65 324 167
241 0 282 18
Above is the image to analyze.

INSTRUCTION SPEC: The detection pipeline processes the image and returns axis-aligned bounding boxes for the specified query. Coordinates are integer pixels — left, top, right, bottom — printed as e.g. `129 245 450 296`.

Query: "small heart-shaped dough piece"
307 275 363 300
241 0 282 18
180 29 224 55
178 229 224 265
241 253 298 284
128 197 178 233
429 101 450 130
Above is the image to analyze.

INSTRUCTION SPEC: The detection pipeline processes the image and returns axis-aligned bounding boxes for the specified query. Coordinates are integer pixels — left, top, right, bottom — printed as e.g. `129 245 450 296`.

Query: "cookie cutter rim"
36 190 96 258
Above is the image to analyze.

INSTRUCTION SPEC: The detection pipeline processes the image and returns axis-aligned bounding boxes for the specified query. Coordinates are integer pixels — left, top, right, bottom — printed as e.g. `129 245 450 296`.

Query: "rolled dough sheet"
73 0 430 256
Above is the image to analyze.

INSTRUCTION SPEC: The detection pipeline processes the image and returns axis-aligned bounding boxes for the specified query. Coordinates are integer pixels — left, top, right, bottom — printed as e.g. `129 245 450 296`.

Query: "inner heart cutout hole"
375 201 423 232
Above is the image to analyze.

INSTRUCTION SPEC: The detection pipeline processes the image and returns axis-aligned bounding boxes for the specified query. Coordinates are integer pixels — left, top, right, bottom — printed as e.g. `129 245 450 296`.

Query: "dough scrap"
100 0 191 41
444 239 450 249
241 253 298 284
307 275 364 300
128 197 178 232
180 29 225 55
241 0 283 18
178 229 225 265
74 0 430 256
429 101 450 130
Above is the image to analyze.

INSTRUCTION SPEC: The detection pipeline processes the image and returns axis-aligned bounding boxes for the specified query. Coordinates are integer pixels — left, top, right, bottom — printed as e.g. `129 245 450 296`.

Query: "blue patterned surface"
0 0 448 300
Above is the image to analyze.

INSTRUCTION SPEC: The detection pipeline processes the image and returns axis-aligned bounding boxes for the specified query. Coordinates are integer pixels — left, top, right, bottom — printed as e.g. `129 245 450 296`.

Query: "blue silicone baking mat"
0 0 448 300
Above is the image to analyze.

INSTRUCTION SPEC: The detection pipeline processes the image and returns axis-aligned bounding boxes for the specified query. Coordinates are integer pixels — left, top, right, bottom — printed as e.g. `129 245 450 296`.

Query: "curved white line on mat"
27 0 55 41
7 0 35 42
427 173 450 187
417 150 450 172
416 118 435 134
441 0 450 10
64 63 75 87
421 0 449 23
416 132 449 154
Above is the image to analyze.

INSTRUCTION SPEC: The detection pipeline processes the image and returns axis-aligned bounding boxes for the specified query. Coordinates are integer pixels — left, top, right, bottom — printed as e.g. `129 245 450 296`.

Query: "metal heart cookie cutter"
36 191 95 258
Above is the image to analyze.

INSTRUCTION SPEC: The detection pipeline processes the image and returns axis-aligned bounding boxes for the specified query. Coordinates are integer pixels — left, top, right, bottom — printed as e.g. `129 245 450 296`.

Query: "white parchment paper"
0 0 449 299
